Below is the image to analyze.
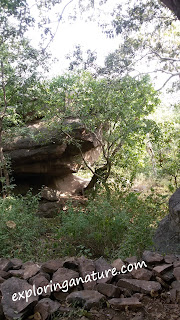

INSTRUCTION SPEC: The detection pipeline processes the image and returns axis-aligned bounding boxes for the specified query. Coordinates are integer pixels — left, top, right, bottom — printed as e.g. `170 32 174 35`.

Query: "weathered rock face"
169 187 180 229
153 188 180 254
3 118 101 196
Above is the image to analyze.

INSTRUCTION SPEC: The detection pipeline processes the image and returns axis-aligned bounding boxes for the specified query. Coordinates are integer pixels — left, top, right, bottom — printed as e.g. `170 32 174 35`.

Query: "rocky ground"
0 251 180 320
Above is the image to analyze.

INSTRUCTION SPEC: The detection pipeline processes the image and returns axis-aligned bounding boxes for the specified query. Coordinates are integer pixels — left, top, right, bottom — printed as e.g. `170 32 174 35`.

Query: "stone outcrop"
0 252 180 319
153 188 180 254
3 118 101 217
3 118 101 196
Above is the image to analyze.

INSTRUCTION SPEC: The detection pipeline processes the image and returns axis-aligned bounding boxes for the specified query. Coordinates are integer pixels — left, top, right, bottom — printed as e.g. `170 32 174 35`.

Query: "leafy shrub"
57 199 130 257
111 190 168 258
0 191 44 260
56 190 168 259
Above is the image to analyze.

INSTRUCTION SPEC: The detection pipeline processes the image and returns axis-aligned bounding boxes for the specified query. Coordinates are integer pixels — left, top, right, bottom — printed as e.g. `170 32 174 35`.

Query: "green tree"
0 0 31 196
43 71 160 192
154 105 180 188
0 0 49 196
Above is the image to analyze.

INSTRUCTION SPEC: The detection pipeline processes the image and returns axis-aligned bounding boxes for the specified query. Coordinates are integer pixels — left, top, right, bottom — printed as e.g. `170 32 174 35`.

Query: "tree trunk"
0 125 10 197
84 162 111 192
0 59 10 197
160 0 180 19
146 140 157 176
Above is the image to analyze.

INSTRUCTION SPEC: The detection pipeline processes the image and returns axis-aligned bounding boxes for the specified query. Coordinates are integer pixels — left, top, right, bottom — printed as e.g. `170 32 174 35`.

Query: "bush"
111 190 168 258
57 199 130 257
56 190 168 259
0 191 44 260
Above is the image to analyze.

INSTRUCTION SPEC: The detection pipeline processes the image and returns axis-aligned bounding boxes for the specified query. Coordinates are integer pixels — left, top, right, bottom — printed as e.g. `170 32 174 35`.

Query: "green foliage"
0 192 44 260
0 0 51 125
56 189 168 259
51 307 90 320
0 156 16 195
44 71 160 122
58 199 130 257
115 192 165 258
41 71 160 187
152 106 180 189
0 39 49 121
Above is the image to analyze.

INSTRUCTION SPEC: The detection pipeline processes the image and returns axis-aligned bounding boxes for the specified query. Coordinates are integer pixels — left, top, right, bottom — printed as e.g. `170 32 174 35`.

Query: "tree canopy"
0 0 179 195
38 71 160 191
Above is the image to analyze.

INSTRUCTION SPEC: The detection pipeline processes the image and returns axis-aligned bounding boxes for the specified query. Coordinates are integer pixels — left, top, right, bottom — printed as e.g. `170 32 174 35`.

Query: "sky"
28 0 122 76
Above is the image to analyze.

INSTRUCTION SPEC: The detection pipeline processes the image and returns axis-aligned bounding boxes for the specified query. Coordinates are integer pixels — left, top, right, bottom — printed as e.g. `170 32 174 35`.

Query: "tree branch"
132 67 180 90
77 145 107 179
150 49 180 62
42 0 74 53
157 72 180 91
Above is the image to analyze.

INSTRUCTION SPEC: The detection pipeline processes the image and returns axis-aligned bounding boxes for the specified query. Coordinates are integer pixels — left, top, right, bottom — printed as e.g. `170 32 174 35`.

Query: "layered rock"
153 188 180 254
3 118 101 216
3 118 101 196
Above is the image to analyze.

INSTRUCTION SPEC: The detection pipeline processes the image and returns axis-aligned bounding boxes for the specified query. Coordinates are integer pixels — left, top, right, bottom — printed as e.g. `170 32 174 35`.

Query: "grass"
51 308 91 320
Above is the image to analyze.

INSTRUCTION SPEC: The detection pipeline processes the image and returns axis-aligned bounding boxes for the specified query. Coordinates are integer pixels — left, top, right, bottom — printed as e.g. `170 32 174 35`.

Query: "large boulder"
1 277 38 319
153 188 180 254
3 118 101 196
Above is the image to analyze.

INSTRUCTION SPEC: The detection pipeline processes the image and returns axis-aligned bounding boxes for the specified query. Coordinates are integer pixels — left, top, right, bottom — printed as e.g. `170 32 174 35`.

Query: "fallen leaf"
6 220 16 229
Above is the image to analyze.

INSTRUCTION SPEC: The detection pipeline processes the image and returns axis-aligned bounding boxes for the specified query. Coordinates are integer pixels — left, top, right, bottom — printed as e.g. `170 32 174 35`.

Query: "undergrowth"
0 187 169 262
55 188 169 260
0 191 45 261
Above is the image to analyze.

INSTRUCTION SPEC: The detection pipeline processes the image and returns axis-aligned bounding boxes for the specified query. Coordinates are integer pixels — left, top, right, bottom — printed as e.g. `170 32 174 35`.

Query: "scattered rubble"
0 252 180 319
